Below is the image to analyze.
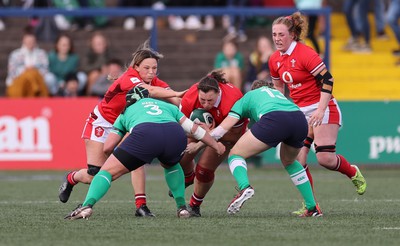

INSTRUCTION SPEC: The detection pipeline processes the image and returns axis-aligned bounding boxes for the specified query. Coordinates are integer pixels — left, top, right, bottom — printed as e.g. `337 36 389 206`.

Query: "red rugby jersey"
269 42 333 107
180 82 244 126
98 67 169 123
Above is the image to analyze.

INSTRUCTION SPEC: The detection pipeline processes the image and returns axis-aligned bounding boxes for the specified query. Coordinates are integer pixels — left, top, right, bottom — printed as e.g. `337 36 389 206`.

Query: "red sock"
189 193 204 207
335 154 357 178
304 164 314 189
67 171 77 185
185 171 195 185
135 193 147 208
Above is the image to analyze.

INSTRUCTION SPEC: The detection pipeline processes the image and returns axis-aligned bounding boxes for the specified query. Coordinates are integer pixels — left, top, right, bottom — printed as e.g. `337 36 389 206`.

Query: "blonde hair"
129 39 164 68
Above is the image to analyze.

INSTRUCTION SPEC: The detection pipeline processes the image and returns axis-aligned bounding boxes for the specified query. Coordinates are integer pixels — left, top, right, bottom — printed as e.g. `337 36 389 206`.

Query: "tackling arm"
140 83 187 100
180 116 225 155
272 78 285 95
104 131 123 157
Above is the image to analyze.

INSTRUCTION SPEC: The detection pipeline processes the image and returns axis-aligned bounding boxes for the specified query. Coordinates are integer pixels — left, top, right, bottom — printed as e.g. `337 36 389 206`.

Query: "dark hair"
106 58 123 67
65 72 78 82
222 39 238 49
197 69 227 93
251 79 275 90
23 25 35 36
272 11 308 42
54 33 74 54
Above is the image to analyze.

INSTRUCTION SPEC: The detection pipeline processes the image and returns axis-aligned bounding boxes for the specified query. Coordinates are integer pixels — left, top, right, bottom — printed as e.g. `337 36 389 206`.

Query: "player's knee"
195 165 214 183
314 144 336 153
315 144 337 166
87 164 101 176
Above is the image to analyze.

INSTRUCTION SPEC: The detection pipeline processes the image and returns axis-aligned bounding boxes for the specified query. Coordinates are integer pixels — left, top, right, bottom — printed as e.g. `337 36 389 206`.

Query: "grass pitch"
0 165 399 246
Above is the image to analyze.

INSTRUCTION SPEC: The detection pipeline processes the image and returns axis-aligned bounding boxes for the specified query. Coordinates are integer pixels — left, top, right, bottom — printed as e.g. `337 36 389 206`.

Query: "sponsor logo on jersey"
130 77 141 83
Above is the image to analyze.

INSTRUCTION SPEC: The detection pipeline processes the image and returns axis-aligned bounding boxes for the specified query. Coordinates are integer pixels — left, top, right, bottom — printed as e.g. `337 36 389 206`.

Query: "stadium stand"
0 1 399 100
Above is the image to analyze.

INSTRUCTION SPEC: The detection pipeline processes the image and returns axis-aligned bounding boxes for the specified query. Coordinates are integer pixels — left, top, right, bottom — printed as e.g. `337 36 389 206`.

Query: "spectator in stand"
373 0 389 39
57 72 80 97
342 0 372 53
0 0 8 31
387 0 400 64
214 39 245 91
245 35 274 92
48 34 87 96
53 0 108 31
120 1 166 31
6 27 56 97
223 0 248 42
165 0 199 30
353 0 389 40
90 58 124 97
0 17 4 31
80 31 111 95
295 0 323 55
165 0 223 31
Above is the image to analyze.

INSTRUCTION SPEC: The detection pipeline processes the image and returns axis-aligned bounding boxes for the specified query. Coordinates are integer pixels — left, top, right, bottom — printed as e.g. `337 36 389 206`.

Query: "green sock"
82 170 112 207
228 155 250 190
285 161 316 210
164 163 186 208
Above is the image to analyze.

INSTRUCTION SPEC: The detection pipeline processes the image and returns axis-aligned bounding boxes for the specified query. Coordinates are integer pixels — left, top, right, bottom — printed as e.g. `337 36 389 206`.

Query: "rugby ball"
190 109 214 128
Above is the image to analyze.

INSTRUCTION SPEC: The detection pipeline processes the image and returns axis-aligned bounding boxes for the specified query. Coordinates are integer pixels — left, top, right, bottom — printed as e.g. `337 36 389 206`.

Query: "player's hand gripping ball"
190 109 215 129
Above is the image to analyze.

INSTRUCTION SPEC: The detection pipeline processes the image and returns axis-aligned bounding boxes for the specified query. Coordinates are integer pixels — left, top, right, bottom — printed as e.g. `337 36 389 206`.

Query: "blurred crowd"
1 0 399 98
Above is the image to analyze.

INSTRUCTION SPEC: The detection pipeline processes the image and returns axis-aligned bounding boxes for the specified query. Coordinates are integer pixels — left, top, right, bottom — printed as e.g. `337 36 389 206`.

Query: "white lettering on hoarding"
369 126 400 159
0 114 52 161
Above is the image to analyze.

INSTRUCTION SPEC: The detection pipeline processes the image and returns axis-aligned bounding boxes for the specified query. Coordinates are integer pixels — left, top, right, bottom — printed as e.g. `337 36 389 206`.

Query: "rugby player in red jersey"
268 12 367 214
178 69 247 217
58 40 186 217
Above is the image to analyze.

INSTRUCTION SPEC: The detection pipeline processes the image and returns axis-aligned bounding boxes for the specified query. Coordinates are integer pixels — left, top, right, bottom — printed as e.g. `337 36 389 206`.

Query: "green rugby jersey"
229 86 300 126
112 98 184 136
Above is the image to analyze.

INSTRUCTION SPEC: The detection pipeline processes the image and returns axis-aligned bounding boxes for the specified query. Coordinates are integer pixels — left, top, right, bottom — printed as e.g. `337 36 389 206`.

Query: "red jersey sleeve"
179 83 200 117
152 77 170 89
268 52 281 80
301 46 324 74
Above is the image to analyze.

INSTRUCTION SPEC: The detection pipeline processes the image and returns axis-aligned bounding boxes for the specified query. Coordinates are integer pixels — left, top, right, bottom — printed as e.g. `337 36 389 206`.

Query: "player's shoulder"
269 51 281 60
152 77 170 88
295 42 318 56
182 83 200 98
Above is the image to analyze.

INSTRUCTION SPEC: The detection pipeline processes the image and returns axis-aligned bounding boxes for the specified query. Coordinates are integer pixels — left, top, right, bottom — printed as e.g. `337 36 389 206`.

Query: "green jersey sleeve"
230 86 300 123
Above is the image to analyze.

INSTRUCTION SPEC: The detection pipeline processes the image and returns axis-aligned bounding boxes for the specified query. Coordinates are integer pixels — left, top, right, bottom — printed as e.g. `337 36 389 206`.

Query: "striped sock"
228 154 250 190
285 161 316 210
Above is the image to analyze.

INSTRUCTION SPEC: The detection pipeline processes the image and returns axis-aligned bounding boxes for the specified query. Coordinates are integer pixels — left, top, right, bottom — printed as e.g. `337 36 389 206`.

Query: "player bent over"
64 86 225 220
193 80 322 217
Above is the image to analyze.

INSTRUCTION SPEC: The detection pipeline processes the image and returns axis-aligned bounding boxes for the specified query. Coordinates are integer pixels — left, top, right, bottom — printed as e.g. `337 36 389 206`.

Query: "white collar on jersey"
280 41 297 56
213 89 222 108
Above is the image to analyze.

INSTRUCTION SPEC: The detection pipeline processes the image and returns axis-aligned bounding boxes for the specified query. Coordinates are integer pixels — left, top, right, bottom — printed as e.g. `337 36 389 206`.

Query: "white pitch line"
1 199 400 205
374 227 400 230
